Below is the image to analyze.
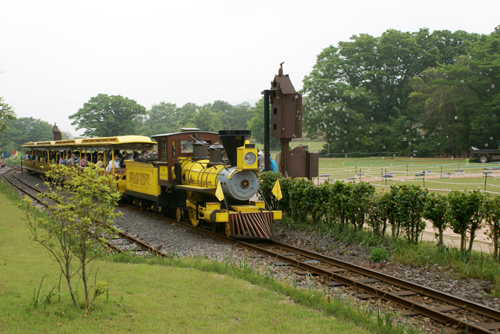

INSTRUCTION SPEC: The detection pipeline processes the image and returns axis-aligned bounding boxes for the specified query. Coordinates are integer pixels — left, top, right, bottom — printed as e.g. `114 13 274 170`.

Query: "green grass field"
369 176 500 193
318 157 498 177
315 157 500 193
254 143 500 193
0 185 394 334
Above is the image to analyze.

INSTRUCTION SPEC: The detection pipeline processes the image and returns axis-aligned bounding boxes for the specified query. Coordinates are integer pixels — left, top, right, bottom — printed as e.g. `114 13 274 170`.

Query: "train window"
161 141 167 160
171 141 176 159
181 141 193 153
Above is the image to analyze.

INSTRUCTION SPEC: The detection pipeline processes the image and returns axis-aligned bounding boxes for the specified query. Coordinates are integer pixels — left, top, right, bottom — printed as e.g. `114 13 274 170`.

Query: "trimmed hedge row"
259 172 500 261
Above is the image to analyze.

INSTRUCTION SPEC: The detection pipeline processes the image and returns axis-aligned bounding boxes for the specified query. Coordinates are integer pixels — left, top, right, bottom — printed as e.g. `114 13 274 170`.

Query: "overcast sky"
1 0 499 137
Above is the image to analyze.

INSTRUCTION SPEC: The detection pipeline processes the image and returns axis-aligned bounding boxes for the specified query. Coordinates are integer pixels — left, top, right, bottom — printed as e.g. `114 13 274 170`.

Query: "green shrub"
370 248 389 262
259 171 292 213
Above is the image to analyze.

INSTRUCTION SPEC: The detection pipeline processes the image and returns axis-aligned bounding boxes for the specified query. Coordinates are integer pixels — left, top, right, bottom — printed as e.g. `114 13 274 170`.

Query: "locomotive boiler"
123 129 281 239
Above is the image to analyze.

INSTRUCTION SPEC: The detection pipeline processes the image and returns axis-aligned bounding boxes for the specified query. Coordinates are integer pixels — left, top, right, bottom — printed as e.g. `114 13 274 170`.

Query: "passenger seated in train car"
79 154 88 168
112 149 124 167
119 152 127 168
106 154 121 173
96 153 104 168
91 151 98 164
67 152 77 166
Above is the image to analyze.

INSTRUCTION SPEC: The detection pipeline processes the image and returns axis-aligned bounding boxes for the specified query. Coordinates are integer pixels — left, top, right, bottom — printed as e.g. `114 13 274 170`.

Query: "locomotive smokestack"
218 130 251 167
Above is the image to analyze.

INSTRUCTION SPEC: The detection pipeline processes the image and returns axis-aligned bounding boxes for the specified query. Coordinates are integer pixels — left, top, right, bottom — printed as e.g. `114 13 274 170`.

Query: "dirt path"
420 226 493 253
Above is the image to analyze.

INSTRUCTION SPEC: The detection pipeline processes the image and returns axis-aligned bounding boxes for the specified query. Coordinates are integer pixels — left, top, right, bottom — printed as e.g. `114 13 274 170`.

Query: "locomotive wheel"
210 222 219 233
479 155 489 164
187 192 201 227
175 206 185 222
225 222 231 237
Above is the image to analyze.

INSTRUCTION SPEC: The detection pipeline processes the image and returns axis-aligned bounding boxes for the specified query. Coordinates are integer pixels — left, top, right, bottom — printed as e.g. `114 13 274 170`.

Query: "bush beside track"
260 172 500 293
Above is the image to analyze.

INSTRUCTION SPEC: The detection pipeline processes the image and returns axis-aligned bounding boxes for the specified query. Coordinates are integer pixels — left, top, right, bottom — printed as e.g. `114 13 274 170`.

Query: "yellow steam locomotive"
22 129 281 240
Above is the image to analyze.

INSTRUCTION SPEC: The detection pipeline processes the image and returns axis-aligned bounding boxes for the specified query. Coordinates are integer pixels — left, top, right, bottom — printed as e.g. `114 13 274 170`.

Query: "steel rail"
114 230 171 258
11 172 46 195
268 241 500 322
235 241 493 334
2 168 46 205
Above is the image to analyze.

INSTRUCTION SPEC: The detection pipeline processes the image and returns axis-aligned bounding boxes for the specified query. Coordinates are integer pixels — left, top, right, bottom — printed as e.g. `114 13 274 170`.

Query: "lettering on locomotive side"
128 172 150 187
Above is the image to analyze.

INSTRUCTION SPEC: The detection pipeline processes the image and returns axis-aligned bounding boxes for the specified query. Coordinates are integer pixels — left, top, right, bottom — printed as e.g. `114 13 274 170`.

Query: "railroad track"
119 203 500 334
257 241 500 334
4 170 500 333
1 164 49 205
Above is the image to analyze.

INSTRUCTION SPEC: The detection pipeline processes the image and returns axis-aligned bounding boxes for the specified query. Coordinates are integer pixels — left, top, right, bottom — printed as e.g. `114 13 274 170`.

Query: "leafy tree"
367 193 385 237
69 94 146 137
191 107 222 132
408 27 499 154
345 182 375 231
395 185 428 244
139 102 180 137
423 192 449 248
327 180 349 226
303 29 432 154
385 186 401 238
408 70 477 156
0 117 53 153
482 194 500 262
376 192 393 237
289 178 315 223
175 102 199 130
302 28 479 156
209 100 253 130
0 97 16 137
447 190 484 254
23 164 121 309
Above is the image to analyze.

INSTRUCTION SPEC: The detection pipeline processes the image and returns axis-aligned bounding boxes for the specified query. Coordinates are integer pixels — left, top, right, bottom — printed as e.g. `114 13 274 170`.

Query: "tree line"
2 26 498 156
303 26 500 157
0 95 279 153
69 94 278 146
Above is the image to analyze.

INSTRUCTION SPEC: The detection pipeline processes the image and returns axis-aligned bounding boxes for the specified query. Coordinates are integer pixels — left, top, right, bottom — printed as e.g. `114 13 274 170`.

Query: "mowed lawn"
0 191 371 334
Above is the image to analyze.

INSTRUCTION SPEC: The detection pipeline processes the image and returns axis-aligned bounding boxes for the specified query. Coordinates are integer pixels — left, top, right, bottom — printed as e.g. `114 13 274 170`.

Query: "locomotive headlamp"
237 144 258 170
244 152 256 165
